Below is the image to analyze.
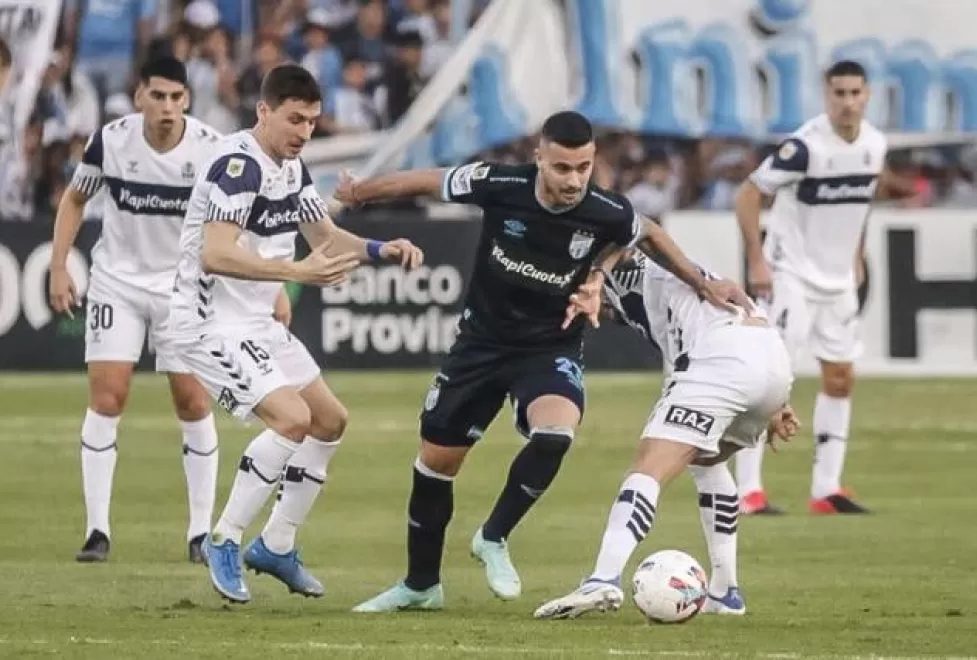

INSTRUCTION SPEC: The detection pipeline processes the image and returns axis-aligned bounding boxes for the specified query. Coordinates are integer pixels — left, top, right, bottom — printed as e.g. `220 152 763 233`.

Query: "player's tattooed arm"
635 215 753 313
334 169 447 207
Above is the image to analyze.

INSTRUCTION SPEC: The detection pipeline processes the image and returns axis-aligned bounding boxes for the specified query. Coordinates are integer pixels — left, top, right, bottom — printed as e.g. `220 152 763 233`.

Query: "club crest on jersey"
217 387 240 414
226 158 245 178
568 230 595 259
182 162 195 181
663 405 715 435
286 166 296 187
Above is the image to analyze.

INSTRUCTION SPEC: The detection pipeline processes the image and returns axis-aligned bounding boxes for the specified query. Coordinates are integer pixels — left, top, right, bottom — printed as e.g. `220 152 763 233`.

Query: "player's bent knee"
633 437 699 484
417 440 469 478
259 396 312 443
87 364 132 416
529 426 574 456
309 403 348 442
820 362 854 397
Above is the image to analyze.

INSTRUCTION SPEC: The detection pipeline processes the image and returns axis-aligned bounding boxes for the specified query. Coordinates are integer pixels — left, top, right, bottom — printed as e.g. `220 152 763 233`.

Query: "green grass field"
0 372 975 659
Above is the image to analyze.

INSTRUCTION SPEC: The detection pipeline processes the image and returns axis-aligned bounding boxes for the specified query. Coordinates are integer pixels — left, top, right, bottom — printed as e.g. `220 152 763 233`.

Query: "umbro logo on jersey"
127 160 138 174
663 405 715 436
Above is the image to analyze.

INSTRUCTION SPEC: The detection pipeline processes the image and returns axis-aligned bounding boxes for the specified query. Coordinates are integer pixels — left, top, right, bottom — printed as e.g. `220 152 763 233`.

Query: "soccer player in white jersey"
167 64 423 604
733 60 885 515
48 57 228 564
533 253 798 619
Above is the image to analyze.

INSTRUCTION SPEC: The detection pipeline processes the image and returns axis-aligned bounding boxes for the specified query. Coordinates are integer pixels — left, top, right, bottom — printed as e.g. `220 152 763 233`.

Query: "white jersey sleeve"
749 138 809 195
204 153 262 226
70 129 106 198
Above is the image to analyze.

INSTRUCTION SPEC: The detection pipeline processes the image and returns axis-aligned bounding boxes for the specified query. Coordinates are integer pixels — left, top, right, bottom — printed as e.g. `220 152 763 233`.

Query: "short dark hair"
139 56 188 86
825 59 867 82
0 38 11 69
540 110 594 149
260 64 321 108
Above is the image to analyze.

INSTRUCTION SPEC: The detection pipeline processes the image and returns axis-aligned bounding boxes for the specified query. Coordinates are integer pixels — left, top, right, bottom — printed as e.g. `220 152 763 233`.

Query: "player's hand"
562 271 604 330
747 259 773 302
698 278 755 315
294 239 361 287
379 238 424 270
766 405 801 452
49 267 80 319
333 170 361 208
273 287 292 327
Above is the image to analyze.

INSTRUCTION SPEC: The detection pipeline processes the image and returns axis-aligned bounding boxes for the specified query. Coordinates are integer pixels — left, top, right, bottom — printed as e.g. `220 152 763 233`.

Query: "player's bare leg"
205 386 313 603
244 378 347 597
167 373 218 563
76 361 133 562
534 436 695 619
810 359 867 513
475 395 580 600
352 440 470 612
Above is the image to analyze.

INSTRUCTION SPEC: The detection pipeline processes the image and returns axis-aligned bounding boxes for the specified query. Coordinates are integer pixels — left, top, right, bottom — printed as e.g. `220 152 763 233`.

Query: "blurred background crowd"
2 0 977 223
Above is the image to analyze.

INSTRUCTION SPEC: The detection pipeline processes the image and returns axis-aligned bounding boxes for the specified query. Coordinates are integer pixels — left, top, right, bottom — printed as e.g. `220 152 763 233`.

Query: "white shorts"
85 272 186 373
642 324 794 456
769 270 862 364
172 321 322 422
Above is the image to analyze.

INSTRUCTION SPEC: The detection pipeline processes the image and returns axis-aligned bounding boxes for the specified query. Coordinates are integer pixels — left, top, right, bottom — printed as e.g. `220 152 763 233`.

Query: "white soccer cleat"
533 580 624 620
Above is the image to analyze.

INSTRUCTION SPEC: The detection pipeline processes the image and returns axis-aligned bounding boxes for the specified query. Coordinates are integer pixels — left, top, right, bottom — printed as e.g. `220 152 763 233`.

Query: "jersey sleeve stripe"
205 200 248 226
299 196 328 222
208 187 256 214
70 166 104 197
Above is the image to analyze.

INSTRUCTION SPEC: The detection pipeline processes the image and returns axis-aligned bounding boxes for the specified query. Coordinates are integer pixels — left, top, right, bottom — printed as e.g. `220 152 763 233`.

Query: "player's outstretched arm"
202 222 359 286
635 215 753 313
299 220 424 270
334 169 447 207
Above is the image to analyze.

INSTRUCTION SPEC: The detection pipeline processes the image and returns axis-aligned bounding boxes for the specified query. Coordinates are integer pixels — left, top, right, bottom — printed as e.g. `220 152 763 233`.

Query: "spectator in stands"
65 0 158 104
327 55 384 133
104 93 135 122
236 37 286 128
420 0 453 80
335 0 394 89
393 0 437 44
301 8 344 100
384 28 425 125
699 144 754 210
186 22 240 133
0 111 43 222
0 38 13 152
626 147 678 222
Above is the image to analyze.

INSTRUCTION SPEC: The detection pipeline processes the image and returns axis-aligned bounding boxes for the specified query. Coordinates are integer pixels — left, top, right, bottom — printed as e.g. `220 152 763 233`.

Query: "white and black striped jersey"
750 113 886 294
70 113 221 293
168 130 330 333
604 255 763 371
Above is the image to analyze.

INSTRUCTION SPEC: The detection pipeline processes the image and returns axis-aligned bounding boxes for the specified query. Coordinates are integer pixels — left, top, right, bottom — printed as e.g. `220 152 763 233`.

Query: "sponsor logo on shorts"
663 405 715 435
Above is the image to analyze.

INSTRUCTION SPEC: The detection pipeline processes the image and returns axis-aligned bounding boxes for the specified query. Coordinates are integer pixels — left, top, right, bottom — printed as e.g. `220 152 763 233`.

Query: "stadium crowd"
1 0 976 223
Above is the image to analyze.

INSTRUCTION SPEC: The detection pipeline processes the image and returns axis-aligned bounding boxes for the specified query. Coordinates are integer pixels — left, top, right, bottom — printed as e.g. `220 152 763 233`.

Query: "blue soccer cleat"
203 536 250 603
701 586 747 615
243 536 324 598
352 581 444 613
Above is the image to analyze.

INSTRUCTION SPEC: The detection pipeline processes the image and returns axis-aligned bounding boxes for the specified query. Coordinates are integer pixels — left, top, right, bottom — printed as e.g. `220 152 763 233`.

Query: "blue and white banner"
306 0 977 183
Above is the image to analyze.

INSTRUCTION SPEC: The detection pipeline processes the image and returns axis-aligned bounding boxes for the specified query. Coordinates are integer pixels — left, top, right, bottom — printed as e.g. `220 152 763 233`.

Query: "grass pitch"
0 372 974 658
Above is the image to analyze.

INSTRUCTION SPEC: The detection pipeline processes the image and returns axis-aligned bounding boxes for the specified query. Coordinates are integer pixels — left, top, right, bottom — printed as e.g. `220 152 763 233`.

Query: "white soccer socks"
213 430 300 544
262 437 341 554
80 409 120 538
590 473 661 583
811 393 852 499
181 413 219 541
688 463 739 595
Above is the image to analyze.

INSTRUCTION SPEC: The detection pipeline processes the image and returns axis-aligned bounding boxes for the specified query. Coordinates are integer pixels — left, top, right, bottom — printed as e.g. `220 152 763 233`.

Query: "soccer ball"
631 550 708 624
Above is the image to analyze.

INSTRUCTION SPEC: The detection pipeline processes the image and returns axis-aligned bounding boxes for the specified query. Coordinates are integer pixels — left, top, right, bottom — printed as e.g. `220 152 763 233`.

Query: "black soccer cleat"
76 530 110 562
188 534 207 564
809 491 871 515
